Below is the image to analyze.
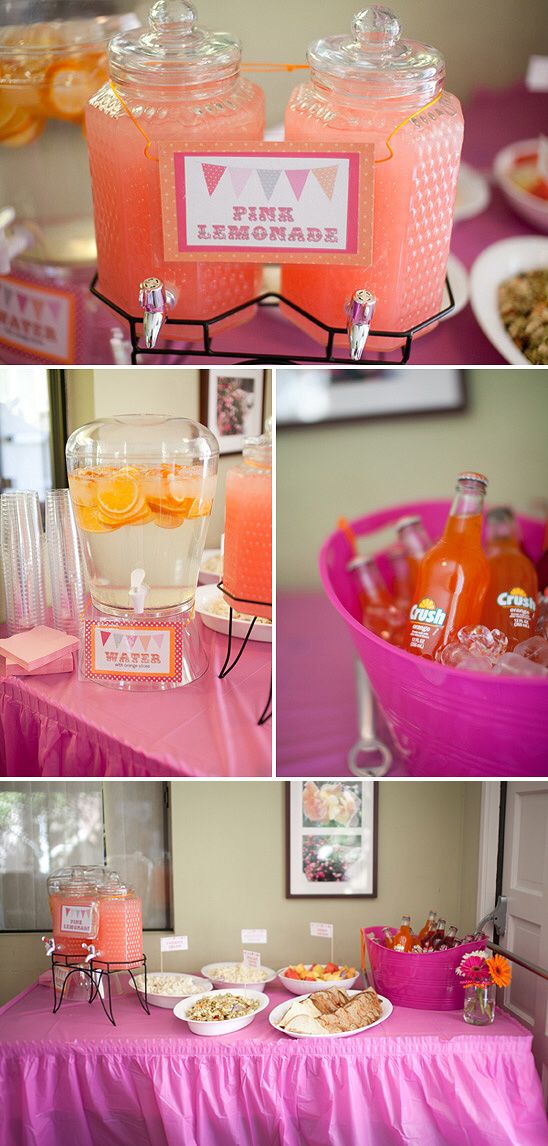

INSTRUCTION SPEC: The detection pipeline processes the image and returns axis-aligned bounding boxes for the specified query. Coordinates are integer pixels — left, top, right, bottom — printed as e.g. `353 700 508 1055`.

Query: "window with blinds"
0 781 172 932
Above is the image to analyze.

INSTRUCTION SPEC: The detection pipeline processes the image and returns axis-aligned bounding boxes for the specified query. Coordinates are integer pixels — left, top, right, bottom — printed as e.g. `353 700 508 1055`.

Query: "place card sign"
82 618 184 686
241 929 267 944
161 936 189 952
310 922 333 939
61 905 94 933
158 141 374 265
0 275 75 364
243 950 261 970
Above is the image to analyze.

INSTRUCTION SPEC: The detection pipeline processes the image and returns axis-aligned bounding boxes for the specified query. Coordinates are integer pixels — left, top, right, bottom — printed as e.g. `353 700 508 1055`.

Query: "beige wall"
277 369 548 589
65 368 272 550
0 779 483 1004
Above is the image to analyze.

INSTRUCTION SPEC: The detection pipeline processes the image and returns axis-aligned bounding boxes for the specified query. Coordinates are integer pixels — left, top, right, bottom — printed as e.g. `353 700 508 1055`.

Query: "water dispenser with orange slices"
66 414 219 689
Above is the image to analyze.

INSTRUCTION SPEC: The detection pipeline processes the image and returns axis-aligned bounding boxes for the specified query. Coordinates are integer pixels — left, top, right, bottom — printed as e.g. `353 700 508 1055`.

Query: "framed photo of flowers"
200 368 265 455
286 781 378 898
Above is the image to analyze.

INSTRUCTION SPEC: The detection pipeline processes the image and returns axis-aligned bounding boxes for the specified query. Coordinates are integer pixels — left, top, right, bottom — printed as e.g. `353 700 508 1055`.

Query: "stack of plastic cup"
0 490 47 634
45 489 87 635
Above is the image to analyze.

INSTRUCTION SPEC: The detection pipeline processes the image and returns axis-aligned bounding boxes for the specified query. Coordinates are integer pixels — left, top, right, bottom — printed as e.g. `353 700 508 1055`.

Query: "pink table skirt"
0 981 545 1146
0 620 271 778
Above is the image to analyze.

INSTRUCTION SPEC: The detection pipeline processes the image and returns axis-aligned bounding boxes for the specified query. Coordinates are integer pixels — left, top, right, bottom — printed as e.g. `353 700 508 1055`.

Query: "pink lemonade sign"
158 141 374 265
0 275 75 363
83 619 182 686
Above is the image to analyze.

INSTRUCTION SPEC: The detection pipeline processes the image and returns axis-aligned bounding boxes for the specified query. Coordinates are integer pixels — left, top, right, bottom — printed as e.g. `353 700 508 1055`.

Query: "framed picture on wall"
286 781 378 898
200 368 265 455
276 368 466 428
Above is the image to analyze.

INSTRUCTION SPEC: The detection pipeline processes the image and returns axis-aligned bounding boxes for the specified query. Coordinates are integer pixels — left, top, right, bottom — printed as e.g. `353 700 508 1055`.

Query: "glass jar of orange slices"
66 415 219 616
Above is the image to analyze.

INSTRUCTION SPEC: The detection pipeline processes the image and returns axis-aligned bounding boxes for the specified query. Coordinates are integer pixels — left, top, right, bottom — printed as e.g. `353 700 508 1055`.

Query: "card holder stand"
90 274 455 366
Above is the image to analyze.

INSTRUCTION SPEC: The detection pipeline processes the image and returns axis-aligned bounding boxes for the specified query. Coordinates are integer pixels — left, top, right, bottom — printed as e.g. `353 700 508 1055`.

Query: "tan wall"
0 779 483 1004
277 369 548 589
65 368 272 550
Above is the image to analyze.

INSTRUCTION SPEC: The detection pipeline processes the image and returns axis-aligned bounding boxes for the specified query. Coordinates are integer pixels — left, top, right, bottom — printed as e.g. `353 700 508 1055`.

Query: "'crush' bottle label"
408 598 447 652
496 586 536 631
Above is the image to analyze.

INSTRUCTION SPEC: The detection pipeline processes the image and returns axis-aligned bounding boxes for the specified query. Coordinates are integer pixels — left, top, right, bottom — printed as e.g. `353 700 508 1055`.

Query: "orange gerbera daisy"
486 954 512 988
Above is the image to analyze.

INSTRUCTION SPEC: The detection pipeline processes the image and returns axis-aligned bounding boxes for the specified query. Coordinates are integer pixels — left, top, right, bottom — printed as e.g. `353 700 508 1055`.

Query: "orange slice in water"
0 107 44 147
188 498 213 518
75 505 113 533
44 56 103 122
97 471 140 520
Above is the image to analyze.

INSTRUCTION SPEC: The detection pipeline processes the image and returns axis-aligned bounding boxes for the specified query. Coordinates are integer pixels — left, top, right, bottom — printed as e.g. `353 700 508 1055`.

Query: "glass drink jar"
85 0 265 338
283 6 464 347
223 431 272 620
47 865 103 957
66 414 219 617
0 2 137 365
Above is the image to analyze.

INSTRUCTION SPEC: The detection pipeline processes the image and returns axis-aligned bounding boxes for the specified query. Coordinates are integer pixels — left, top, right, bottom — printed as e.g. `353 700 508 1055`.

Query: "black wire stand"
90 274 455 366
50 952 149 1027
217 580 272 725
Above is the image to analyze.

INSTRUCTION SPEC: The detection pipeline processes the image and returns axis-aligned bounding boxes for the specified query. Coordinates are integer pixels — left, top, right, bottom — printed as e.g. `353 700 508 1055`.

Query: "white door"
500 782 548 1103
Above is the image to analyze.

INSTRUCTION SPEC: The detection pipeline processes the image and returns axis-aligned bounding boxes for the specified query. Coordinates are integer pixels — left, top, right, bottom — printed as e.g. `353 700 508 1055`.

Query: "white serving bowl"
201 962 278 992
195 585 272 644
469 235 548 364
174 988 268 1036
494 140 548 234
198 548 223 585
454 162 490 223
277 967 360 996
269 990 393 1039
128 971 212 1010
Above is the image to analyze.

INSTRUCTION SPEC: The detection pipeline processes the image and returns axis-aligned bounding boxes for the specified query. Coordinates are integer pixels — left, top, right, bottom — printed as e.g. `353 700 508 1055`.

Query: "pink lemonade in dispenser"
96 888 143 964
47 867 101 957
223 432 272 620
85 1 265 342
282 7 463 349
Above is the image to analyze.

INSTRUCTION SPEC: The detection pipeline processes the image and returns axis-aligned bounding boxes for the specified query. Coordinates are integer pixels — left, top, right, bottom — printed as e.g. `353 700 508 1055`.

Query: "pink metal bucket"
319 500 547 776
365 926 482 1010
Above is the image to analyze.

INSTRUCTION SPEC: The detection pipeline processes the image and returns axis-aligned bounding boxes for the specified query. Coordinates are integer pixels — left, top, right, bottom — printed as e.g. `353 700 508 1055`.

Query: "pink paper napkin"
0 627 80 671
0 653 75 679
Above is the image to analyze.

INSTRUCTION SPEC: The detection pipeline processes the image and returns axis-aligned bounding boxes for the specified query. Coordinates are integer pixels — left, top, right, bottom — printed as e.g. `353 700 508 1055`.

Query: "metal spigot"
138 277 175 349
82 943 97 963
345 289 376 361
0 205 34 275
41 936 56 957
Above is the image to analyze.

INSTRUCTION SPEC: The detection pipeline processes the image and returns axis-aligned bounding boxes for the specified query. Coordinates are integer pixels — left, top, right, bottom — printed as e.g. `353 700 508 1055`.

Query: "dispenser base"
79 605 208 691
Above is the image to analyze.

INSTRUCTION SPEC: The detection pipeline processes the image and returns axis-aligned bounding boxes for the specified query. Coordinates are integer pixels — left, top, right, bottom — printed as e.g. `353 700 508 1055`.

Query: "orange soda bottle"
395 516 431 592
404 473 490 659
347 555 406 644
481 508 538 649
418 910 438 945
385 543 414 609
392 915 414 952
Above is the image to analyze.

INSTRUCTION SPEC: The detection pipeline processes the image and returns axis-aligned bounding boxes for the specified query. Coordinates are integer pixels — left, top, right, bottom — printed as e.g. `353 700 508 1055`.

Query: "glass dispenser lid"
108 0 241 87
0 2 137 53
308 6 445 97
66 414 220 468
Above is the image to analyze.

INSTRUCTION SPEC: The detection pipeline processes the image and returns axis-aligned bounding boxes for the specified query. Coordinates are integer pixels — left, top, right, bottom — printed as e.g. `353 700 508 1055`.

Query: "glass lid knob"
149 0 197 35
353 7 401 51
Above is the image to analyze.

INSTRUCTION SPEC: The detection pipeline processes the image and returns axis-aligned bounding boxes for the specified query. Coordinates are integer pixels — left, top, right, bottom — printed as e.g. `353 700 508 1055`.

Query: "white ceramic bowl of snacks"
195 585 272 643
269 989 393 1039
174 988 268 1036
201 962 278 992
494 140 548 234
198 549 223 585
469 236 548 365
278 964 360 996
129 971 212 1010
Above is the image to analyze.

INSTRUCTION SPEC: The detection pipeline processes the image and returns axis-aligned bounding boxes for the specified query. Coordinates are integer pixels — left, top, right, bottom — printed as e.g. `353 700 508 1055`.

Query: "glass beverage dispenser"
47 865 143 964
66 414 219 687
85 0 265 346
222 429 272 620
0 1 138 365
282 6 464 349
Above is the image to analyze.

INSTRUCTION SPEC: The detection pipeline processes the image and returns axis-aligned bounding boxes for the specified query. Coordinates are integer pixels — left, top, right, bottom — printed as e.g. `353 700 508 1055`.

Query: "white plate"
201 962 278 992
443 253 469 319
269 990 393 1039
174 988 268 1036
195 584 272 644
469 235 548 364
277 967 360 996
494 140 548 234
198 549 223 585
454 162 491 222
128 972 212 1010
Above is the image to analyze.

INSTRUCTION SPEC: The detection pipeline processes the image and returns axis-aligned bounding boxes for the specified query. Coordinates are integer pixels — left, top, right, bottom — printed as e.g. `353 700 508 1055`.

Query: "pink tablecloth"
0 620 271 778
0 980 546 1146
277 590 407 777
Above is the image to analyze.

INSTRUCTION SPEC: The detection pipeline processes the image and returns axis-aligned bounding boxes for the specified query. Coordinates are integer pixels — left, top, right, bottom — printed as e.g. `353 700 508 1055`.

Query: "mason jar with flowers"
455 950 512 1025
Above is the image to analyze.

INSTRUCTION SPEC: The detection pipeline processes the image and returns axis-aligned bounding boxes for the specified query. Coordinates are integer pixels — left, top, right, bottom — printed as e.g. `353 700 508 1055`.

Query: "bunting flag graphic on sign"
285 168 310 200
229 167 253 196
202 162 227 196
311 165 338 200
100 630 110 647
256 168 282 201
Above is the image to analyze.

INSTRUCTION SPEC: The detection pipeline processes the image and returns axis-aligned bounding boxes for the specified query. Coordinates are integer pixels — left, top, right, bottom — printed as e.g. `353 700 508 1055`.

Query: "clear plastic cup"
0 489 47 633
45 488 87 634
